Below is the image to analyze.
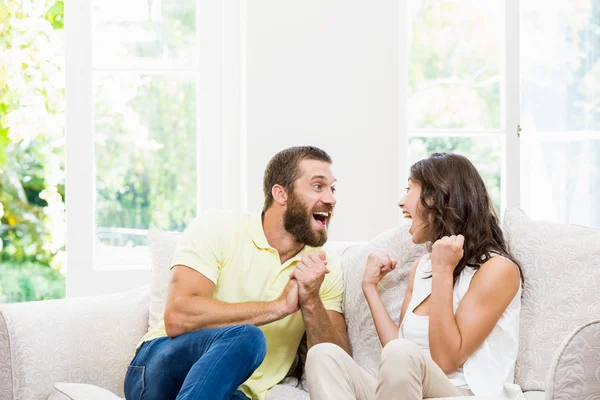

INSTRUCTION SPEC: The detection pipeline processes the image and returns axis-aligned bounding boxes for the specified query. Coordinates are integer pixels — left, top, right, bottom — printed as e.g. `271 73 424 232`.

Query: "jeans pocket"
124 365 145 400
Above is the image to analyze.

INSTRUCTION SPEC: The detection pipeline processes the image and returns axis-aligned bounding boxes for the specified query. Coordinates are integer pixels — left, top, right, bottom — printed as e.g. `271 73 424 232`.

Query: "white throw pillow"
341 223 426 377
146 228 182 330
503 206 600 392
48 383 122 400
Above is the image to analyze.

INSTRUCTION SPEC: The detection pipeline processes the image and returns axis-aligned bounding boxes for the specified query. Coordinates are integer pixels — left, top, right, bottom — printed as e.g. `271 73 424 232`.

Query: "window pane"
523 139 600 228
408 136 503 213
521 0 600 228
92 0 196 68
522 0 600 132
408 0 504 130
94 73 196 252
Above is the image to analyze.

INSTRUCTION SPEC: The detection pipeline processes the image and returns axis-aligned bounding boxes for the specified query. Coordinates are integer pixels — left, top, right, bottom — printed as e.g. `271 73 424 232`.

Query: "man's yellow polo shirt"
140 210 344 400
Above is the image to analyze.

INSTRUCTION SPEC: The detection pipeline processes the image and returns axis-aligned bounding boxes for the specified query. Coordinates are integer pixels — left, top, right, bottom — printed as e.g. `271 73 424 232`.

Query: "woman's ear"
425 195 435 208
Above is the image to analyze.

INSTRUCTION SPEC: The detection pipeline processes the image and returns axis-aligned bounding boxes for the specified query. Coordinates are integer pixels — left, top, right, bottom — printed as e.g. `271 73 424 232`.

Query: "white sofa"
1 207 599 400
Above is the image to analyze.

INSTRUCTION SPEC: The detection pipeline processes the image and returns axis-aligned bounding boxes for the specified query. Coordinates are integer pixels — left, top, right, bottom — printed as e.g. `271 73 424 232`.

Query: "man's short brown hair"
262 146 332 213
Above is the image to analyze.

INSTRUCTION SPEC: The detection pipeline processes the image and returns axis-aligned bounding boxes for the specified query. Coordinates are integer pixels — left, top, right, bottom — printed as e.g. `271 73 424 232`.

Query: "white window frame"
65 1 247 297
505 0 521 211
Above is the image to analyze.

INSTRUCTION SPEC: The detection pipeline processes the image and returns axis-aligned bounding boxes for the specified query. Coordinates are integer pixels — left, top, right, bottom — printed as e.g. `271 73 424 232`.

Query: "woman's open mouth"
403 212 413 234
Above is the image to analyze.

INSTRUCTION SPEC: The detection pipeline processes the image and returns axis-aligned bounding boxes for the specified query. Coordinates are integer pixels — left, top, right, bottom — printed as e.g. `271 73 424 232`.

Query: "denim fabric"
124 324 267 400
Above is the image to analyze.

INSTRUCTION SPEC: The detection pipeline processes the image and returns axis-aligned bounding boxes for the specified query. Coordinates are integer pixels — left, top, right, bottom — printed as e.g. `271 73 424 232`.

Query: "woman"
306 153 524 399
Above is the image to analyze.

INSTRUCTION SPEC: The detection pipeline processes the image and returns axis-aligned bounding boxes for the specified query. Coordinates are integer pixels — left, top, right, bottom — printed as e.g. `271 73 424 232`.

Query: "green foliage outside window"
0 0 66 302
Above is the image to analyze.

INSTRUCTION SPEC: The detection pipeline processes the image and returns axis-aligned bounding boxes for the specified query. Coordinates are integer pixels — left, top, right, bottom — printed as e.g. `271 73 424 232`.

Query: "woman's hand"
362 253 398 292
431 235 465 278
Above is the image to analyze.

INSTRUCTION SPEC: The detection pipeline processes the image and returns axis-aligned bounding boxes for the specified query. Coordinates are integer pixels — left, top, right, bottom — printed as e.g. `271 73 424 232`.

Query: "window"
406 0 508 213
520 0 600 228
92 1 197 268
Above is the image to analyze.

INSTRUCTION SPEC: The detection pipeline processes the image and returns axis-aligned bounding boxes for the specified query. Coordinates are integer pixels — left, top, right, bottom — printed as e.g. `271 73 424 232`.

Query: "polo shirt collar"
250 213 273 250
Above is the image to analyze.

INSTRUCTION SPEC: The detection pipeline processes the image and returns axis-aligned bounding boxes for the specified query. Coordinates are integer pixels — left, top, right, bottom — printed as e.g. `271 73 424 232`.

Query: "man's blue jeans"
124 324 267 400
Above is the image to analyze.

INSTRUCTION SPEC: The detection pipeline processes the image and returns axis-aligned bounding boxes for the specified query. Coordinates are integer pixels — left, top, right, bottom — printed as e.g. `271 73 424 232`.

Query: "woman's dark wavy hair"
410 153 523 285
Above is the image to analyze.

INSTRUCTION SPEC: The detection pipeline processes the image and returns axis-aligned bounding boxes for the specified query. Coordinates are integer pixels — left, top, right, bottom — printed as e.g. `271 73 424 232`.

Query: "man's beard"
283 192 330 247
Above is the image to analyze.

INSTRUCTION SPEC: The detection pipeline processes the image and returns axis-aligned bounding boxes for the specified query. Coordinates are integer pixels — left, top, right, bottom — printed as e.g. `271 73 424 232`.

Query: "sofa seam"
548 319 600 399
339 244 359 257
53 384 77 400
0 311 15 400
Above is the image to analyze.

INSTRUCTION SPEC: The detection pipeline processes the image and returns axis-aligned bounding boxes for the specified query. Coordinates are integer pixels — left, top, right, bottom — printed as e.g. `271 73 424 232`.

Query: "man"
124 146 351 400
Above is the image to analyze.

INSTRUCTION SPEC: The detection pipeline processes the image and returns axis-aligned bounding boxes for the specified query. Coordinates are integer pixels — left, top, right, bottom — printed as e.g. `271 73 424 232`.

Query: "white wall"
243 0 401 241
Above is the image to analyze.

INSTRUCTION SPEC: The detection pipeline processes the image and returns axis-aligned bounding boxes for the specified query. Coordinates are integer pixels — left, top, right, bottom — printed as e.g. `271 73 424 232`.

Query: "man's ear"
272 184 288 206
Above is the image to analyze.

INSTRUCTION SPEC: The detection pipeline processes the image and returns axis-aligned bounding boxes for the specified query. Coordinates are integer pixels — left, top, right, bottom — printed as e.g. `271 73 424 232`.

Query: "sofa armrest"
545 319 600 400
0 285 150 400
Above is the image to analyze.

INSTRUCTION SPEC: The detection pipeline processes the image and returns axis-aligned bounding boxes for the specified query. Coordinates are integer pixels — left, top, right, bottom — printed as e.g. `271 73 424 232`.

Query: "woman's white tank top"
399 254 524 398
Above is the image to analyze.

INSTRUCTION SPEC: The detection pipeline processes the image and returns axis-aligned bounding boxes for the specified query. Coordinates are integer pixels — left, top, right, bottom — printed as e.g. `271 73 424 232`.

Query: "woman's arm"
428 236 520 373
362 255 420 347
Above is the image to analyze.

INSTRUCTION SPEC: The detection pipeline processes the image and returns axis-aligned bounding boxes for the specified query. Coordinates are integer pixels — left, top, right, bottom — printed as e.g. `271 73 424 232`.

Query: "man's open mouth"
312 211 330 228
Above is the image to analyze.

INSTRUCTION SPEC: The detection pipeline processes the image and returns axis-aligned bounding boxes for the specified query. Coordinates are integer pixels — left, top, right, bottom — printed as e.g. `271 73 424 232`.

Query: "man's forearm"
300 296 351 354
165 296 285 337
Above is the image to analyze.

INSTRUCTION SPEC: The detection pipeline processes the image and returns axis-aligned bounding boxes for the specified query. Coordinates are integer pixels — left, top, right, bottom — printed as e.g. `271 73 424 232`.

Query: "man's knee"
225 324 267 368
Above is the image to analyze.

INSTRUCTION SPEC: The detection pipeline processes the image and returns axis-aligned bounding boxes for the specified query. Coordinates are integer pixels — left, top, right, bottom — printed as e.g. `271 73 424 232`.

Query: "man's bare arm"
292 252 351 354
300 301 351 354
164 265 299 337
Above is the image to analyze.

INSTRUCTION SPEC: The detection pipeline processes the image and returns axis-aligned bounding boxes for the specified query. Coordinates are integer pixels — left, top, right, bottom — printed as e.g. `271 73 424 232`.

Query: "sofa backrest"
503 207 600 391
147 228 182 330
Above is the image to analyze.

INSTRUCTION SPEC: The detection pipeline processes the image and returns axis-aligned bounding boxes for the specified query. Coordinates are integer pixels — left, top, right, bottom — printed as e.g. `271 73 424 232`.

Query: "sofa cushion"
147 228 182 330
265 378 310 400
523 392 545 400
48 382 122 400
503 206 600 392
47 381 315 400
341 223 427 377
421 392 543 399
0 287 149 400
